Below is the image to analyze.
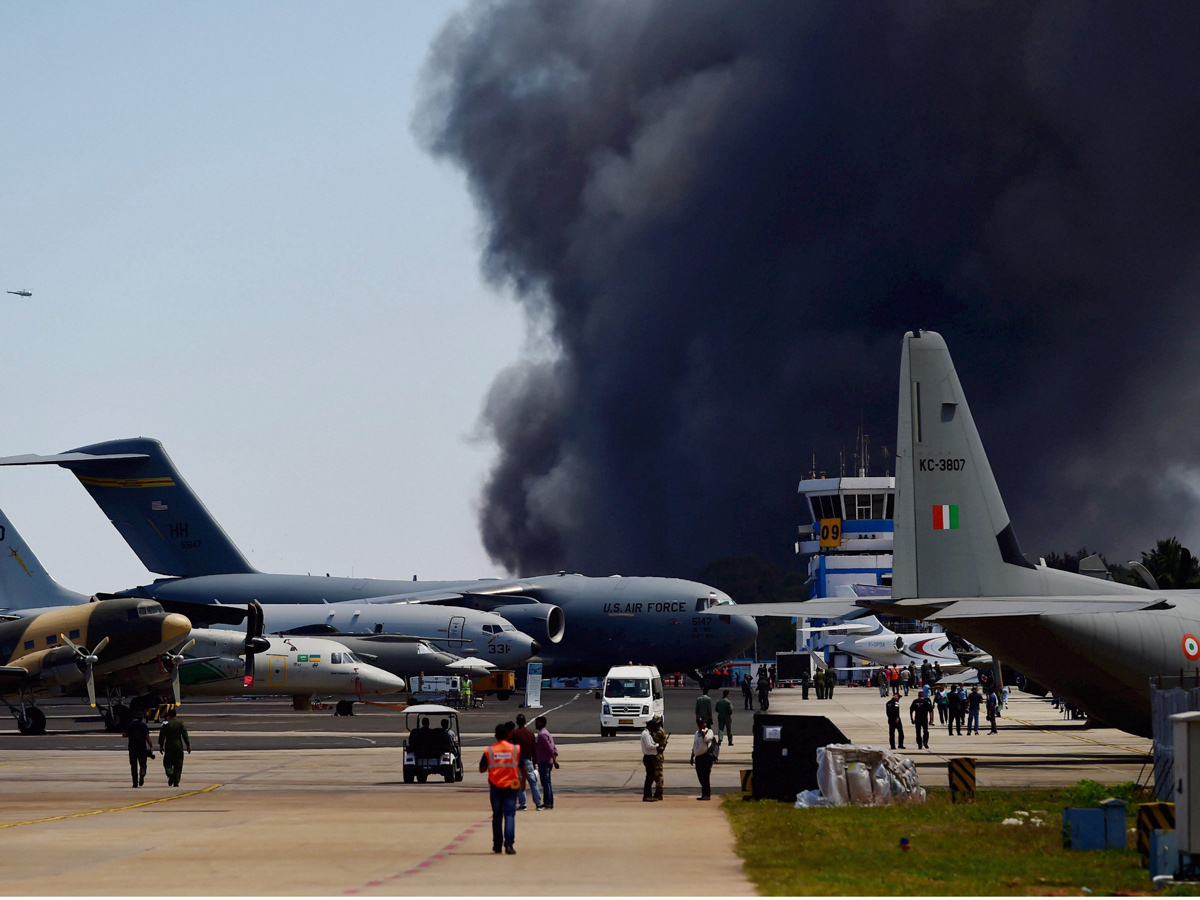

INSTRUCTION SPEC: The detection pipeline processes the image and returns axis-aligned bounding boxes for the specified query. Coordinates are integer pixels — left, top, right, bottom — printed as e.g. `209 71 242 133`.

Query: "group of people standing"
876 661 944 697
740 667 775 710
884 682 1003 751
479 714 559 855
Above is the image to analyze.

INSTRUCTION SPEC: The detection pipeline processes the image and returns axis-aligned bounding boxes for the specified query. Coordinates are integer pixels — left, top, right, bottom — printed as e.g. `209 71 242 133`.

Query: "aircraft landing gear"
16 706 46 735
334 700 355 717
100 702 131 732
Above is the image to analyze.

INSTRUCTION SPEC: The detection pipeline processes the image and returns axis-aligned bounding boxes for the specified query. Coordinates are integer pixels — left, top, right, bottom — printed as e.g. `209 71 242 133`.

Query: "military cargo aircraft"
6 290 31 297
876 329 1199 737
0 438 757 675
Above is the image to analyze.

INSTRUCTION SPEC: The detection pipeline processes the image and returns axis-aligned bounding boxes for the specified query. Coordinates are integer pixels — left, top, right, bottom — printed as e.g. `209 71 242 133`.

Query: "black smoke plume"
416 1 1200 577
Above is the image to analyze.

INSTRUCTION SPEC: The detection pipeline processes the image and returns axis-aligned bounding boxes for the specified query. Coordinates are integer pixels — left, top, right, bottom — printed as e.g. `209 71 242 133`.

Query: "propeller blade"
86 664 96 708
92 636 110 656
172 666 182 705
59 633 82 654
243 602 264 686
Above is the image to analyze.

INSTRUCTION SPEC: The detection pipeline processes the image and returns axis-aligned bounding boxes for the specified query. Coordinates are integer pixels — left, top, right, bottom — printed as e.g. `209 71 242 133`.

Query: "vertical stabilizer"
61 439 257 577
0 508 88 610
892 331 1037 599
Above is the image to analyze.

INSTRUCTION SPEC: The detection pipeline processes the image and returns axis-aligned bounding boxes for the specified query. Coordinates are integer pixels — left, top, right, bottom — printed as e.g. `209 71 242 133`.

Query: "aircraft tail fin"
0 507 88 610
891 331 1134 600
5 438 259 578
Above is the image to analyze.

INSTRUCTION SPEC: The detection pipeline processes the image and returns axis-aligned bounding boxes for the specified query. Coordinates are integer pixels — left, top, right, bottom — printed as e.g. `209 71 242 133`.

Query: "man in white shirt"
689 717 716 800
640 720 660 801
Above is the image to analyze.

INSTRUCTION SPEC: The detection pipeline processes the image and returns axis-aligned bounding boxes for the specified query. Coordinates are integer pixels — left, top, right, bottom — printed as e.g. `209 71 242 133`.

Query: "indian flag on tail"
932 505 959 530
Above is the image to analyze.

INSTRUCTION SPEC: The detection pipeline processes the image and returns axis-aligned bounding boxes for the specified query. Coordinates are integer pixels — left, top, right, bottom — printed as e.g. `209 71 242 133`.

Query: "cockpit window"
136 603 164 617
499 622 515 632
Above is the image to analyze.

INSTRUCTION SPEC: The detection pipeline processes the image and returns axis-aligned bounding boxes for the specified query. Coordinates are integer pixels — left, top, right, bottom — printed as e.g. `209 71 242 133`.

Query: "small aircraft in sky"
6 290 31 297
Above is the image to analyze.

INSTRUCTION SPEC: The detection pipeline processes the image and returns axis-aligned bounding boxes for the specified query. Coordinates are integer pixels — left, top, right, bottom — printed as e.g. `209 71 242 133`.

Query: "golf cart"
402 704 464 783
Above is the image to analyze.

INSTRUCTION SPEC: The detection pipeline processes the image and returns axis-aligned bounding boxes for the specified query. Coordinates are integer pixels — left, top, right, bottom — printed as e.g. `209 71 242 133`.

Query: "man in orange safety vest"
479 722 525 854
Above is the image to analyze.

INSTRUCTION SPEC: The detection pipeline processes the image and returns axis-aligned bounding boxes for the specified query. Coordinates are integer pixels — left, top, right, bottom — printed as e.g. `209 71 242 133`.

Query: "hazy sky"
1 2 527 593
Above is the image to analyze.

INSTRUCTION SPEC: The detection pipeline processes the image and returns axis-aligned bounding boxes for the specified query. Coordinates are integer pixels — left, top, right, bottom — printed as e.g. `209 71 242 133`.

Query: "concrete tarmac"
0 685 1152 895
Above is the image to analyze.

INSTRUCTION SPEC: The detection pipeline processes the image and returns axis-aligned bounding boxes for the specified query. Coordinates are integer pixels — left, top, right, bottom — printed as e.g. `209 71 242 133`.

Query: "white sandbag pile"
795 744 926 808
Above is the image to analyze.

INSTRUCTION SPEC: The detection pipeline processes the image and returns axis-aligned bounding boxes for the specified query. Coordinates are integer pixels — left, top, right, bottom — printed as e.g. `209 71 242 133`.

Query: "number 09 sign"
819 518 842 548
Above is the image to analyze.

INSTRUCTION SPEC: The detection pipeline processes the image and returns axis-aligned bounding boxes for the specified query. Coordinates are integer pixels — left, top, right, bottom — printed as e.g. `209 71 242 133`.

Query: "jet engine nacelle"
495 604 565 646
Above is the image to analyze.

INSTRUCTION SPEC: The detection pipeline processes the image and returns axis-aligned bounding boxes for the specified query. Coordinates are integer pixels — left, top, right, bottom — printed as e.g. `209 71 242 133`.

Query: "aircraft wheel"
335 700 355 717
416 772 428 783
403 771 414 784
17 708 46 735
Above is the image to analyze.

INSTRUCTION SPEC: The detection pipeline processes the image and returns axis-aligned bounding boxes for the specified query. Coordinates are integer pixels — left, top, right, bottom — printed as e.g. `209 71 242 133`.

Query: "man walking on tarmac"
123 711 153 787
885 693 905 750
158 708 191 787
715 689 734 745
909 690 934 750
640 718 661 801
480 723 524 853
695 686 713 727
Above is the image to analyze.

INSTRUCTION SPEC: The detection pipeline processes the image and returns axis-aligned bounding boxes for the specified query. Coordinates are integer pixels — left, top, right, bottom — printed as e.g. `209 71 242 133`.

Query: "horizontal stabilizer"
0 451 148 466
925 596 1172 620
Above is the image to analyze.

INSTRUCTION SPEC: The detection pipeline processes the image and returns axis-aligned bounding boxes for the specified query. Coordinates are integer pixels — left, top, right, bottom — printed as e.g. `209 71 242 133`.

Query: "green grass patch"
724 786 1155 896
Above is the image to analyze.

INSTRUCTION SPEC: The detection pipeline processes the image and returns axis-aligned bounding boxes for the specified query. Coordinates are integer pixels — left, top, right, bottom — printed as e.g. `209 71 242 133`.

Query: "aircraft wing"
921 596 1174 620
723 600 866 619
0 665 31 692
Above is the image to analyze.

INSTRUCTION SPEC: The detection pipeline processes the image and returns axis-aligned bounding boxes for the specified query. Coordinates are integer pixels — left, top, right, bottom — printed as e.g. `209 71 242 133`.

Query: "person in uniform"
909 690 934 749
825 668 836 698
158 708 191 787
461 677 473 709
480 722 523 853
694 686 713 727
714 689 734 745
813 667 825 700
123 711 153 788
799 666 810 700
885 694 905 750
741 673 754 710
652 715 668 800
756 669 771 711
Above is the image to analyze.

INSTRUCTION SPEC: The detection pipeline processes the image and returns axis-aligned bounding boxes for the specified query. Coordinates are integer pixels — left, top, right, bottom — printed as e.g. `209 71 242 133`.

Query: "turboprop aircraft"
0 439 757 675
6 290 31 297
872 329 1199 737
150 629 406 701
0 597 192 734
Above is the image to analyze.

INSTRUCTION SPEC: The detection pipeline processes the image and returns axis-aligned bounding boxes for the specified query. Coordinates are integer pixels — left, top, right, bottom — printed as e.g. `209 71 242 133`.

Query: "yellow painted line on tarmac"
1005 718 1148 755
0 784 221 829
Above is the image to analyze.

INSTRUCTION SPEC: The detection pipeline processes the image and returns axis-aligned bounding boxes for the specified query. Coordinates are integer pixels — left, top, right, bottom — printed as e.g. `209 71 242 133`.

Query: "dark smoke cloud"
417 1 1200 577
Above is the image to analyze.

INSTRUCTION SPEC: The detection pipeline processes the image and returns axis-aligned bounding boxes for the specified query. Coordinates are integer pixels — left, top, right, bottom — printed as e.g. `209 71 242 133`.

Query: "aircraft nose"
162 613 192 646
732 614 758 651
359 667 406 694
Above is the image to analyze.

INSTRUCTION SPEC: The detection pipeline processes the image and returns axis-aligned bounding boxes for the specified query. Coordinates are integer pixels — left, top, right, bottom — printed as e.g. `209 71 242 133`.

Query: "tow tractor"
402 704 464 784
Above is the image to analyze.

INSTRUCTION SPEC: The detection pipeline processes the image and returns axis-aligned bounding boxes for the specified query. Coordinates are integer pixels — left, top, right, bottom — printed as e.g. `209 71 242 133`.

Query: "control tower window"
871 493 885 519
810 494 843 521
886 493 895 520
